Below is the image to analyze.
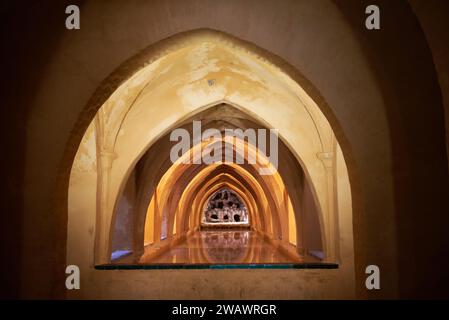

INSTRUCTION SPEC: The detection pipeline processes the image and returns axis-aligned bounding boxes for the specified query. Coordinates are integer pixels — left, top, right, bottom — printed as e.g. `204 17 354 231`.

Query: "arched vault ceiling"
141 140 293 248
95 33 336 262
97 37 336 244
127 104 316 254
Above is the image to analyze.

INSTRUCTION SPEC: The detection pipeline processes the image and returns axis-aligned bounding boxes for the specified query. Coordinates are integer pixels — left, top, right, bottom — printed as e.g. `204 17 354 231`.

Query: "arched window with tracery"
202 188 249 227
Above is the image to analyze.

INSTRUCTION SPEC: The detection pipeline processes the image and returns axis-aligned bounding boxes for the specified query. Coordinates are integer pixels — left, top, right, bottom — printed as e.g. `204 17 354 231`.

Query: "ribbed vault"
69 30 350 268
111 103 323 262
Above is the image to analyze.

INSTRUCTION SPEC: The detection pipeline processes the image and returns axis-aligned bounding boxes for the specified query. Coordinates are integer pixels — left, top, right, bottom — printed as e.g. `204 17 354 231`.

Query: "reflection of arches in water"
200 230 250 263
203 188 249 224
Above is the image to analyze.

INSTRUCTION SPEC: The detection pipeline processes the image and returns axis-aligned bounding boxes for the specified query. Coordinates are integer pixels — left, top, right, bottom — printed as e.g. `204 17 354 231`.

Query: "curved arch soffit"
70 29 354 263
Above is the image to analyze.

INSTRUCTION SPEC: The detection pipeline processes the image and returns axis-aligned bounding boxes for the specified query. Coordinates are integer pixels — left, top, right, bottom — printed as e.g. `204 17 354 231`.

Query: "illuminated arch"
68 29 351 266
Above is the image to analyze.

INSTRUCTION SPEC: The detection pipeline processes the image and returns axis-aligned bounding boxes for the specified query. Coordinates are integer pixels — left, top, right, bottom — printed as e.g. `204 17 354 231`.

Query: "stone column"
95 150 116 265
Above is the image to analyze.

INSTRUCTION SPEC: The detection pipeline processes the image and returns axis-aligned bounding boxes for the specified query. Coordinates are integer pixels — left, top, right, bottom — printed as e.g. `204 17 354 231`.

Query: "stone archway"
69 30 353 262
67 28 356 298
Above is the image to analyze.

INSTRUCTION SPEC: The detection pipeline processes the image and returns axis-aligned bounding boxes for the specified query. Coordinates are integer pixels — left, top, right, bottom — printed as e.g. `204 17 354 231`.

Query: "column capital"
99 150 117 170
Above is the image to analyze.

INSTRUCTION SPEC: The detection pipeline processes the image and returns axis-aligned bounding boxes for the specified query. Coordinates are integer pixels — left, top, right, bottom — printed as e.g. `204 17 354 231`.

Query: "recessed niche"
201 188 249 228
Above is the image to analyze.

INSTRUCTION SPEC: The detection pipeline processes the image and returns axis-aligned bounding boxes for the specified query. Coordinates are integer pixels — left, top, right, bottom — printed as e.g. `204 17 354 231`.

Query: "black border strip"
94 262 338 270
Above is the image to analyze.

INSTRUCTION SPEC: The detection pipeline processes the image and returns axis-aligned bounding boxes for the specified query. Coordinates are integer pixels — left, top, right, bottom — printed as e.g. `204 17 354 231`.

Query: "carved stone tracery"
203 188 248 224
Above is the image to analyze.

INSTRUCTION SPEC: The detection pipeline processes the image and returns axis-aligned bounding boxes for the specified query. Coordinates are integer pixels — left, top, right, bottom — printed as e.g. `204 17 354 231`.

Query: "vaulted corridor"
7 0 449 300
60 27 361 300
68 32 354 273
